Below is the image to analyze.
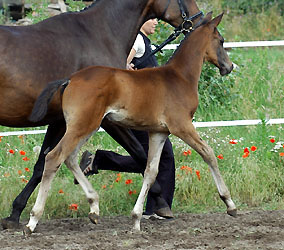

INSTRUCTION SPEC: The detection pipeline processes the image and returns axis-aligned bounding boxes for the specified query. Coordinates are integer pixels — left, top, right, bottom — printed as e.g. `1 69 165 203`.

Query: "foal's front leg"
131 132 168 231
171 122 237 216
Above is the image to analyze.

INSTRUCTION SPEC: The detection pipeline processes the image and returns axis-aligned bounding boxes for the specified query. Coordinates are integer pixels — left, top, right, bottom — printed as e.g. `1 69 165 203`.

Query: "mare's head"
152 0 201 27
199 13 233 76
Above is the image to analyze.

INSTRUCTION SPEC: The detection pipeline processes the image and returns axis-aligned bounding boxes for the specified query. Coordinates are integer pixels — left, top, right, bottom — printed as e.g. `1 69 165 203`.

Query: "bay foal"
26 13 236 234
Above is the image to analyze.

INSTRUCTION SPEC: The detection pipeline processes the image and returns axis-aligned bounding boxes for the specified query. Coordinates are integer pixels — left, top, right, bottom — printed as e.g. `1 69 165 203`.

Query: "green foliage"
0 4 10 24
25 0 50 23
65 0 86 12
198 63 237 111
221 0 284 15
25 0 86 24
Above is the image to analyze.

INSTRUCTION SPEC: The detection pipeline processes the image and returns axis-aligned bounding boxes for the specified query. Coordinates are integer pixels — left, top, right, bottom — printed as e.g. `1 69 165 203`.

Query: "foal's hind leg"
64 137 99 224
171 122 237 216
24 128 98 235
131 132 168 231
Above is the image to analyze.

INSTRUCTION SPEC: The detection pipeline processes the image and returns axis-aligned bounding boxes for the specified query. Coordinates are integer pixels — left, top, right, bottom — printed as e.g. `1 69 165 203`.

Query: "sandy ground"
1 210 284 249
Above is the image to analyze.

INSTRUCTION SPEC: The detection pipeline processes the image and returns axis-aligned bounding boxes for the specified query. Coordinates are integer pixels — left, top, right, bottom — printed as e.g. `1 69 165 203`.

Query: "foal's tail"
29 78 69 122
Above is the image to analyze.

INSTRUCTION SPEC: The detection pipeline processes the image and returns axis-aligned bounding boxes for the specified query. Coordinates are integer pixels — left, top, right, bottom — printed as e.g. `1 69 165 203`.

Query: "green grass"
0 122 283 220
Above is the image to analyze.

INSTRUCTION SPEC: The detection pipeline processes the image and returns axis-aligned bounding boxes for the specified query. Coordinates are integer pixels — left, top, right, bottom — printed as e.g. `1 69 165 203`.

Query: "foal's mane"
166 17 210 64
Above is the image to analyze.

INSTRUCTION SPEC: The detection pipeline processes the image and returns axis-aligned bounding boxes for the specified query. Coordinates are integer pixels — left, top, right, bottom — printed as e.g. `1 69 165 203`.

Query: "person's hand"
126 63 135 70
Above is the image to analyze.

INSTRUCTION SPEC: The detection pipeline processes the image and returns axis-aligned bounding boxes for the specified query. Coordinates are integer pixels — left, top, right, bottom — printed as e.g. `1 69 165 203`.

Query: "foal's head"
201 13 233 76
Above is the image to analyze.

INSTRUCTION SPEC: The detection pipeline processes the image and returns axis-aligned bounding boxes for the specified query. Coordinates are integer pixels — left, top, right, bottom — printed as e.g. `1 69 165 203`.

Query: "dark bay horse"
0 0 203 229
26 12 237 234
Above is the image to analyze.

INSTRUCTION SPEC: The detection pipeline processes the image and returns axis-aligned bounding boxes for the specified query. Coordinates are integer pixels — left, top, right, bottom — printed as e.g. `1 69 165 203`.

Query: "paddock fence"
1 40 283 137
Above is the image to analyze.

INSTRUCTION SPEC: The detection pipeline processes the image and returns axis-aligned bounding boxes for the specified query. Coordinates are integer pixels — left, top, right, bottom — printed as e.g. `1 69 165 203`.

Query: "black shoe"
74 151 98 184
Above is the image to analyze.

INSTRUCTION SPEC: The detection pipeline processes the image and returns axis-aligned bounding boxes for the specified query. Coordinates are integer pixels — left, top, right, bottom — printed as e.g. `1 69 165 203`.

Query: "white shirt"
132 33 145 58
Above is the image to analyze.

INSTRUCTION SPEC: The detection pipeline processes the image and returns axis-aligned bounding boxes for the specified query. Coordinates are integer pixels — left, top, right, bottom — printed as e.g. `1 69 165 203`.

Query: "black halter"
160 0 204 33
177 0 204 33
135 0 203 68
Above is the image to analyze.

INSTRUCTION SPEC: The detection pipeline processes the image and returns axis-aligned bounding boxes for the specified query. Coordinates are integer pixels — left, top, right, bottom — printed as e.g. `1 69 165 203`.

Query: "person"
77 19 175 219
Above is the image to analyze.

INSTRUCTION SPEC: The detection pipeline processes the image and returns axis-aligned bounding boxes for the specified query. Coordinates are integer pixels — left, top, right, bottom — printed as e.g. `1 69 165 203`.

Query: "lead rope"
134 11 203 68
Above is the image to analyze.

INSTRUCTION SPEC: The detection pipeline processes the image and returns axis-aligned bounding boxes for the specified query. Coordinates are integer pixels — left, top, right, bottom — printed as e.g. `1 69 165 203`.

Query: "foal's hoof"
88 213 99 224
227 209 237 217
1 218 20 230
155 207 174 219
23 226 32 237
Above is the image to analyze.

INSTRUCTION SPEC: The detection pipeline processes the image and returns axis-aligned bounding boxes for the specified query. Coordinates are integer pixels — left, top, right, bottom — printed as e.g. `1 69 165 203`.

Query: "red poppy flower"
102 185 107 189
25 167 30 172
244 148 250 153
23 157 30 161
242 152 249 158
251 146 257 152
125 179 133 185
0 136 3 142
18 170 22 175
22 178 28 183
270 138 275 143
19 150 26 155
180 165 192 173
280 152 284 157
217 154 224 160
69 203 78 211
58 189 64 194
195 170 201 180
9 149 15 154
128 190 133 195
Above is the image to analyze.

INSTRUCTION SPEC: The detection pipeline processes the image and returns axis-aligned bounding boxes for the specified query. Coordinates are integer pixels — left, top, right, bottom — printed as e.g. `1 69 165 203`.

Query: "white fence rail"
161 40 284 50
1 40 283 137
1 119 284 137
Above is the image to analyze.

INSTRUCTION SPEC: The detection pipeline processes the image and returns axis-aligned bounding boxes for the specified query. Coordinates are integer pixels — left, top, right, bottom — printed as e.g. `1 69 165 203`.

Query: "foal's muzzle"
220 63 233 76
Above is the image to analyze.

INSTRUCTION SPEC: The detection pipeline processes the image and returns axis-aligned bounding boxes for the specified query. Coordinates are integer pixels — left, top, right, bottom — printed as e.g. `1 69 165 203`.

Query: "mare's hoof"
88 213 99 224
227 209 237 217
155 206 174 219
23 226 32 237
1 218 20 230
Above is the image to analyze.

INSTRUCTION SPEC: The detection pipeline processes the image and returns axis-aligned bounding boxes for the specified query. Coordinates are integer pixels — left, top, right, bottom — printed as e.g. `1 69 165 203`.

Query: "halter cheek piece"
135 0 203 68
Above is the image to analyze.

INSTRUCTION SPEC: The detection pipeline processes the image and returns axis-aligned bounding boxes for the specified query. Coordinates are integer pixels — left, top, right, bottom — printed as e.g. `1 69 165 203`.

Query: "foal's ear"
209 13 224 29
203 11 213 23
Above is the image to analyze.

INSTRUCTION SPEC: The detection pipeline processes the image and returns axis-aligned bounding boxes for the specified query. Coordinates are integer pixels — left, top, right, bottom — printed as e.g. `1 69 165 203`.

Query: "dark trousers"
94 130 175 214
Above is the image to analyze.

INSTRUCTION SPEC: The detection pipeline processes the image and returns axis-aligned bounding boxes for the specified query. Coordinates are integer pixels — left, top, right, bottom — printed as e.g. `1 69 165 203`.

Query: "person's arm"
126 48 136 70
126 34 145 70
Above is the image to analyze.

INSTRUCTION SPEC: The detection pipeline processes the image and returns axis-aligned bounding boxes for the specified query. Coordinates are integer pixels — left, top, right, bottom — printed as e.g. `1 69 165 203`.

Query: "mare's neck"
167 28 208 85
83 0 151 65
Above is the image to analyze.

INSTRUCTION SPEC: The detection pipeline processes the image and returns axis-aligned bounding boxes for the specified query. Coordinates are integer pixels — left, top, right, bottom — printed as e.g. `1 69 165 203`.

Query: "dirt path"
1 210 284 249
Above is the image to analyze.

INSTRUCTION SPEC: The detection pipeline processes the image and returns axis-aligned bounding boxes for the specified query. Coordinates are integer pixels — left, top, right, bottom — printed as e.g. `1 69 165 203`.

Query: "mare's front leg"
131 132 168 231
170 121 237 216
1 121 66 230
